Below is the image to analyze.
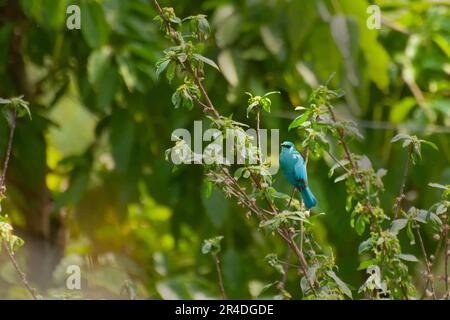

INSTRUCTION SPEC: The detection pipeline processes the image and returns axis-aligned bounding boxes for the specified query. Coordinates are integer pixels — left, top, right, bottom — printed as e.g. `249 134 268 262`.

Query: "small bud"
447 250 450 257
433 234 440 241
430 255 435 261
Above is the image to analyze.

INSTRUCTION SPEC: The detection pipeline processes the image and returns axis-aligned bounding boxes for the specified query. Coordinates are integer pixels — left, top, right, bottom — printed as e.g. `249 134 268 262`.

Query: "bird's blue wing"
293 154 308 187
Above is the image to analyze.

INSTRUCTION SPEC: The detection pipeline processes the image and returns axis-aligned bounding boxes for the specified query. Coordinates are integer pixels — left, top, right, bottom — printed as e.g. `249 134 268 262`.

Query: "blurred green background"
0 0 448 299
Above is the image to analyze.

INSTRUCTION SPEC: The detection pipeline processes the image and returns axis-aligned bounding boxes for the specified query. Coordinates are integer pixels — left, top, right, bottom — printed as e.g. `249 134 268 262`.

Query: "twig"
256 108 262 164
444 216 449 299
0 109 38 300
415 227 437 299
287 187 296 209
0 110 16 191
1 240 38 300
325 150 352 175
213 253 227 299
151 0 220 119
277 245 291 291
393 144 412 219
327 105 358 177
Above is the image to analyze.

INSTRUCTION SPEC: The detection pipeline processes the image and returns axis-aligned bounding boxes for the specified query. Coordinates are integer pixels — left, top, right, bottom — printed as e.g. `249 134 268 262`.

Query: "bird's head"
281 141 295 151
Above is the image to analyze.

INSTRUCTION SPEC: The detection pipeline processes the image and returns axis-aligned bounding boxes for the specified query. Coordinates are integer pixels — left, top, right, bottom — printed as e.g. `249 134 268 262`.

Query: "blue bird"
279 141 317 209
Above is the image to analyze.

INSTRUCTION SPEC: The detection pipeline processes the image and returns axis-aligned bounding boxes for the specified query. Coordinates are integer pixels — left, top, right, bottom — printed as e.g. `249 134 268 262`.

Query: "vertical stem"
1 240 38 300
444 216 449 299
213 253 226 299
415 227 437 299
0 109 38 299
394 145 412 219
256 108 262 164
278 245 291 291
0 110 16 191
327 106 358 175
287 187 296 209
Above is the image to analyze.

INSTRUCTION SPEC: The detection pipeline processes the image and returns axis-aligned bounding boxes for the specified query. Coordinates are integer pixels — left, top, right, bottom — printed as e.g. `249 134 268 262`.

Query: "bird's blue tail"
300 186 317 209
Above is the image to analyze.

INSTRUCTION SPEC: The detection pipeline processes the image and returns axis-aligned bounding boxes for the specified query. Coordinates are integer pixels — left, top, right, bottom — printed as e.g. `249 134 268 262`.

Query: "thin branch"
287 187 296 209
1 240 38 300
0 109 38 300
444 216 449 299
415 227 437 299
277 245 291 291
327 105 358 177
213 253 227 299
151 0 220 119
393 145 412 219
0 110 16 192
256 108 262 164
325 149 352 175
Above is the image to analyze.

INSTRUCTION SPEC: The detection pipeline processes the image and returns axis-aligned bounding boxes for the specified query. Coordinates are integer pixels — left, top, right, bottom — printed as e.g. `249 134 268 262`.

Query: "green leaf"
234 167 245 180
166 62 176 83
420 140 438 151
358 238 372 254
355 216 366 236
389 97 416 124
87 46 113 86
81 0 110 48
155 58 171 79
204 180 213 199
201 236 224 255
257 281 278 298
193 54 220 71
218 49 240 87
263 91 280 97
288 111 311 131
260 98 271 113
357 259 375 271
391 133 410 143
117 53 138 92
436 204 447 215
326 270 352 299
390 219 408 235
246 101 258 118
171 91 181 109
428 183 448 190
345 195 353 212
334 173 349 183
398 254 418 262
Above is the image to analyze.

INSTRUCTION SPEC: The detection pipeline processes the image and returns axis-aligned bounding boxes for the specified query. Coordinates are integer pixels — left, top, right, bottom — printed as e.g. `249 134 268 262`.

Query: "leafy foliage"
0 0 448 300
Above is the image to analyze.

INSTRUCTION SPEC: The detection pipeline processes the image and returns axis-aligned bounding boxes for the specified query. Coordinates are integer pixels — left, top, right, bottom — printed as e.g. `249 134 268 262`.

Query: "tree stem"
394 145 412 219
213 253 227 299
416 227 437 299
444 216 449 299
0 109 38 299
1 240 38 300
0 110 16 192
